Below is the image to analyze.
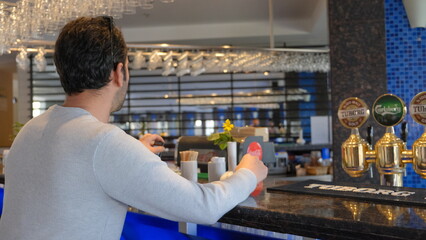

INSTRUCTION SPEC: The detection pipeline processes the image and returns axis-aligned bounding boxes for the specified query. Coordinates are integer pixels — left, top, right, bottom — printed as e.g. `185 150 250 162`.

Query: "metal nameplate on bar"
267 180 426 207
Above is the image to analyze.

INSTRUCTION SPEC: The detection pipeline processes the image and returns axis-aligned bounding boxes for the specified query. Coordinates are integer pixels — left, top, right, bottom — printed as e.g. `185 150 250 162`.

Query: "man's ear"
112 62 124 87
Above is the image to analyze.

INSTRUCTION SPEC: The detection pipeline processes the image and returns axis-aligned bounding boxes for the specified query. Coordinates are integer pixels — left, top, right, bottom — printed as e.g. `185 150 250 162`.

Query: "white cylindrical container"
227 141 237 171
2 149 9 165
1 149 9 175
208 157 226 182
181 161 198 182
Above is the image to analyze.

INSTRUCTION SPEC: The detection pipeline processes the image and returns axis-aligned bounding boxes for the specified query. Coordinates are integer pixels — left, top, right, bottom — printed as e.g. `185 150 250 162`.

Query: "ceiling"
116 0 329 48
0 0 328 66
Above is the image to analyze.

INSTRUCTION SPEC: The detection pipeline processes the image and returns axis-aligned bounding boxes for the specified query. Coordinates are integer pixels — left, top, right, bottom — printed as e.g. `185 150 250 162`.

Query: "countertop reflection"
219 175 426 240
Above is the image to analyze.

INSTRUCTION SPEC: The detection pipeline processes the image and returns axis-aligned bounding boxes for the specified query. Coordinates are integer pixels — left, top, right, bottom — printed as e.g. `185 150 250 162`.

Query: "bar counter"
1 172 426 239
217 175 426 240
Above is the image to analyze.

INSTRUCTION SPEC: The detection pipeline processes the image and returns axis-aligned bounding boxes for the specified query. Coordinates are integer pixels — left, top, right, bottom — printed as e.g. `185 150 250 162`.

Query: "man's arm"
93 128 258 224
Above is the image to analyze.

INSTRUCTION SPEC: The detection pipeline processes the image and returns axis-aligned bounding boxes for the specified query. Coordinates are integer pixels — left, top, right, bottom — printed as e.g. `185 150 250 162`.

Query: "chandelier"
0 0 175 55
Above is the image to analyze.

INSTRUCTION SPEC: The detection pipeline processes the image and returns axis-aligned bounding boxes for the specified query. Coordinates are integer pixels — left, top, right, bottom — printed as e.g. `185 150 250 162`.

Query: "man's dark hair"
54 16 128 95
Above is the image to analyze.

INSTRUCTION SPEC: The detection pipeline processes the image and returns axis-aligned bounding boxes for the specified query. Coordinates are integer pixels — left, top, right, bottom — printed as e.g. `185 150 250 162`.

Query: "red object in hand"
251 181 263 197
247 142 263 197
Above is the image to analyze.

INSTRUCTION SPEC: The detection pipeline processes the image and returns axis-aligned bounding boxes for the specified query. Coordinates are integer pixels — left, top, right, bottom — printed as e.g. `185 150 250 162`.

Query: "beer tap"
338 97 372 178
338 93 426 187
408 92 426 179
371 94 406 187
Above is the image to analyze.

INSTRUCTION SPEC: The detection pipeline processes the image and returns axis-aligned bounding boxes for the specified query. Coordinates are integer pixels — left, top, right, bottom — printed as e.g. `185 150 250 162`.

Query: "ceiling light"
162 51 175 76
130 51 146 69
148 50 162 71
176 51 190 77
16 48 29 71
34 47 47 72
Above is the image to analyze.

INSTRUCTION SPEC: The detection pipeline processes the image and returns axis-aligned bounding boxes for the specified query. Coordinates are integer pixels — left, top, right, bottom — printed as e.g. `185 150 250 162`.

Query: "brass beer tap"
338 93 426 187
338 97 372 178
408 92 426 179
372 94 407 186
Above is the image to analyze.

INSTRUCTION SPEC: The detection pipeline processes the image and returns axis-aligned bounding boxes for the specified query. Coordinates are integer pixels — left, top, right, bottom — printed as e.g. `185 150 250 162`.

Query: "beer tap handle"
366 125 373 148
401 121 408 143
365 125 374 178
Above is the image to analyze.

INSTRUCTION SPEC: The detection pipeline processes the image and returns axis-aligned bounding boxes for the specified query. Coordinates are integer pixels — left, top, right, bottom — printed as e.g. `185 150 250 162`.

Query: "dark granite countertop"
218 176 426 240
2 170 425 239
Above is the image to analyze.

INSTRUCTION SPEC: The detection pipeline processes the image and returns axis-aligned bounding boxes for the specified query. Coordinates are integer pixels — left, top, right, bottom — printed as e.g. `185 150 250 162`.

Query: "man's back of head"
54 16 128 96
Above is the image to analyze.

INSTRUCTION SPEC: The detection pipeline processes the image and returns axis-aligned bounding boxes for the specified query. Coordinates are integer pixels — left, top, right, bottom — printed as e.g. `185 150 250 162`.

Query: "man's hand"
139 134 165 154
235 153 268 183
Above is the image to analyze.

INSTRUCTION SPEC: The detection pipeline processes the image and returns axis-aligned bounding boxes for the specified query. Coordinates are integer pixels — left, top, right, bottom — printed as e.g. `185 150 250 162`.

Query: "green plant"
207 119 235 150
10 121 24 142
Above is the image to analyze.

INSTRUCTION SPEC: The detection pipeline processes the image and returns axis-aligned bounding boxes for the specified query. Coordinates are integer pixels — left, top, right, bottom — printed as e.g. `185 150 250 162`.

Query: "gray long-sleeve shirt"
0 105 257 240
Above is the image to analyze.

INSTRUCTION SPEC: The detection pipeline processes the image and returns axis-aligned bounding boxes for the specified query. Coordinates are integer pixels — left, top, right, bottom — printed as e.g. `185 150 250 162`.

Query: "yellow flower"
223 119 234 132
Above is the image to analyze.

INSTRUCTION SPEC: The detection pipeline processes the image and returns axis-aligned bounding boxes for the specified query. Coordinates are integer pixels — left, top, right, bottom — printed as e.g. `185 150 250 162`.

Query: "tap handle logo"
372 94 406 127
410 91 426 126
338 97 370 129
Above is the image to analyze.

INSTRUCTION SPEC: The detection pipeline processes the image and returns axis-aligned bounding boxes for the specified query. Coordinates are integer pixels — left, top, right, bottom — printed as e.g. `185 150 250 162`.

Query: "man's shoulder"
93 123 133 143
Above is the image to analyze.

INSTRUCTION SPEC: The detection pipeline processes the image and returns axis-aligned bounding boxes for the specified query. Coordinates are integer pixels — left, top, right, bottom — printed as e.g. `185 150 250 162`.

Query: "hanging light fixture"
0 0 177 55
130 51 146 70
141 0 154 9
147 50 162 71
34 47 47 72
16 48 29 71
13 41 330 74
176 51 191 77
161 51 175 76
190 52 205 77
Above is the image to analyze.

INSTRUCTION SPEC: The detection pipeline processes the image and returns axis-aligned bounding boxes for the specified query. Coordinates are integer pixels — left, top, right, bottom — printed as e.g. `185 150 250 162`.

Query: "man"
0 17 267 240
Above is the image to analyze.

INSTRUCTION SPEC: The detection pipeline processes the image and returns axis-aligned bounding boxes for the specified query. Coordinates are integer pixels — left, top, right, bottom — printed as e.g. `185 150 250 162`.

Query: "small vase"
227 141 237 171
296 128 305 145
